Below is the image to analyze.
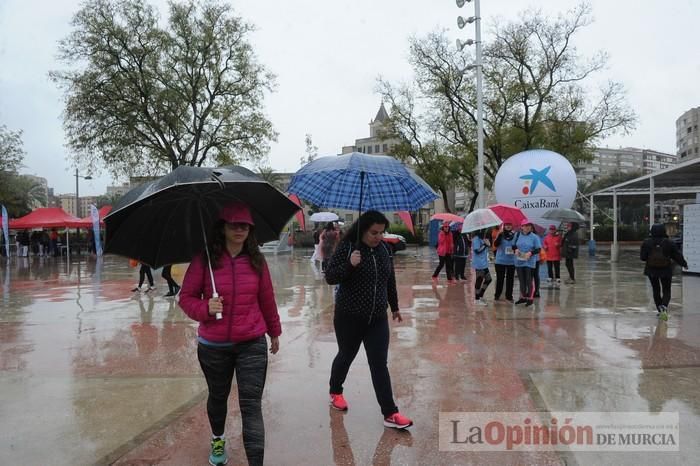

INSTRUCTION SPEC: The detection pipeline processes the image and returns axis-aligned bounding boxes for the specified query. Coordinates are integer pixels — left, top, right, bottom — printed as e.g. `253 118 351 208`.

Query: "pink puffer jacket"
179 252 282 343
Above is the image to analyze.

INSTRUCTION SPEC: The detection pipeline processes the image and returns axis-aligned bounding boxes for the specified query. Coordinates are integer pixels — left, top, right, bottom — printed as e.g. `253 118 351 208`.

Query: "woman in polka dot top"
324 210 413 430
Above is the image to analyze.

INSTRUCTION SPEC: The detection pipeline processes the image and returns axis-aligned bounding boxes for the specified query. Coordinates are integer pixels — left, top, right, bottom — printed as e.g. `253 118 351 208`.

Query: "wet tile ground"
1 246 699 465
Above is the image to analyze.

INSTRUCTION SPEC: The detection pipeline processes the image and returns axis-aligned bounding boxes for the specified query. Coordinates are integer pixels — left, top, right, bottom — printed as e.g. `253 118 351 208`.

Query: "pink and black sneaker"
329 393 348 411
383 412 413 429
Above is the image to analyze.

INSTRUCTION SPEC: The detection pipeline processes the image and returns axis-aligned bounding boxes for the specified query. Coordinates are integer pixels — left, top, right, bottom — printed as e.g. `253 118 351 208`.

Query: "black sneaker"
164 291 176 297
525 300 534 307
514 298 527 305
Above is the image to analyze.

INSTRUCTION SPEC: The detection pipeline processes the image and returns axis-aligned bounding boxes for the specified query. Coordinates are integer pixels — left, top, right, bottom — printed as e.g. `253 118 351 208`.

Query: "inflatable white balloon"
494 149 577 228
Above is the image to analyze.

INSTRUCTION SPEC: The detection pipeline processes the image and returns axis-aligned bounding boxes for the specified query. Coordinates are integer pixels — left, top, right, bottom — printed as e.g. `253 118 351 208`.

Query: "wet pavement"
1 246 699 465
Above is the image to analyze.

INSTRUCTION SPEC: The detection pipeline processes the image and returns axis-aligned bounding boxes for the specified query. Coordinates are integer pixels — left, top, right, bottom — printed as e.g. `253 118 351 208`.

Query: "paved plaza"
1 246 699 465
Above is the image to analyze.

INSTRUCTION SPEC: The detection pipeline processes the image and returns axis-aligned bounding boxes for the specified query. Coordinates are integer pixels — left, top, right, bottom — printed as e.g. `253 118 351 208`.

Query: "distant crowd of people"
1 228 100 258
431 220 582 307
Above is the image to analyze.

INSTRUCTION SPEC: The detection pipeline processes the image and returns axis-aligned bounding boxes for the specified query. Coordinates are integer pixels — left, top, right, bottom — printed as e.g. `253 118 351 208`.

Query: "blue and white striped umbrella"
288 152 438 212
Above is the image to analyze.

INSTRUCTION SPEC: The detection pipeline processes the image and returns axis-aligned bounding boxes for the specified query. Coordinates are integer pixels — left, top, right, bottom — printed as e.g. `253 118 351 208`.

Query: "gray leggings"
197 337 268 466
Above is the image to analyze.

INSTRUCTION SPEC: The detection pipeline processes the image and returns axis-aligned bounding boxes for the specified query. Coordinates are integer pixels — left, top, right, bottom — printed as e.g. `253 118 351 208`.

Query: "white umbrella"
310 211 339 222
461 208 503 233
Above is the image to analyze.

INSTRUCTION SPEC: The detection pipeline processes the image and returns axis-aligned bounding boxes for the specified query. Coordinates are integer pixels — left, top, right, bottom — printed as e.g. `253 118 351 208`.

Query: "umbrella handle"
213 291 222 320
198 208 222 320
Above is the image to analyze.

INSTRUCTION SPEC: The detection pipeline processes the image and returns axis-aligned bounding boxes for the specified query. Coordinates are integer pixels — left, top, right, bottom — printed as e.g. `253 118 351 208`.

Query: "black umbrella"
104 165 300 270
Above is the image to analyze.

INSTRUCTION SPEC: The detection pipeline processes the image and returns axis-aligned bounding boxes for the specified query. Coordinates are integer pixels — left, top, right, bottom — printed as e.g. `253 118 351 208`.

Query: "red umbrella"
396 211 414 235
488 204 526 226
430 213 463 224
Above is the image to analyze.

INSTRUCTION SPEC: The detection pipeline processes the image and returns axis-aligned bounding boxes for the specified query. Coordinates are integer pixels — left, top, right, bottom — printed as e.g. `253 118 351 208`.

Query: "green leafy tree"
255 165 283 191
299 133 318 167
0 174 43 217
52 0 277 178
378 3 636 211
94 192 124 209
0 125 25 173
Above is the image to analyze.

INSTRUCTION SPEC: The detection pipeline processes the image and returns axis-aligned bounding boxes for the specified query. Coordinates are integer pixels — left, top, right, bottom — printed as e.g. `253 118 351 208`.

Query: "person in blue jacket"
471 229 492 305
512 219 542 307
493 223 516 302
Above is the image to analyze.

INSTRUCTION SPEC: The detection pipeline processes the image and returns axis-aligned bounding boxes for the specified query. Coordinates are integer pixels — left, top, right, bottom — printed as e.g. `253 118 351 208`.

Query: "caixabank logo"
494 150 577 227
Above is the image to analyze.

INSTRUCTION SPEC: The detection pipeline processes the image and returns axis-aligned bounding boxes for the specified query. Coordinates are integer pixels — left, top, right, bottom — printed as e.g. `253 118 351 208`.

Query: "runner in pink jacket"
179 201 280 466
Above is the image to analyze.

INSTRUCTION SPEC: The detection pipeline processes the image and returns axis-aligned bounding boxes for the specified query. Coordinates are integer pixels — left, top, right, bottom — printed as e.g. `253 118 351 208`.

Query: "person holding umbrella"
512 219 542 307
453 225 470 281
562 222 580 284
179 201 282 466
432 221 455 284
543 225 562 288
325 210 413 430
471 229 492 305
493 222 516 302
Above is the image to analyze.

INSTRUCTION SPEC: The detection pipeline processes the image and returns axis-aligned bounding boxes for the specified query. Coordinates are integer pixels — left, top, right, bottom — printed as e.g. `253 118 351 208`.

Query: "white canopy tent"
590 157 700 261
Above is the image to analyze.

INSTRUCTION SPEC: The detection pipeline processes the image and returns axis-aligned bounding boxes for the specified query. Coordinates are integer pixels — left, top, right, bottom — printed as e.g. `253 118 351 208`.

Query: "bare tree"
379 2 636 212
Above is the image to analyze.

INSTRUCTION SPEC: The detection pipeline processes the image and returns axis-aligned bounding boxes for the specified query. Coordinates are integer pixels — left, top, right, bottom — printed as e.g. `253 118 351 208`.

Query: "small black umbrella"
104 165 300 269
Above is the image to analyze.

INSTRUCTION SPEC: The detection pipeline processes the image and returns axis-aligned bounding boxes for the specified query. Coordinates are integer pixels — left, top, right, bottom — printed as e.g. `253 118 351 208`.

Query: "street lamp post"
456 0 485 209
73 168 92 257
74 168 92 218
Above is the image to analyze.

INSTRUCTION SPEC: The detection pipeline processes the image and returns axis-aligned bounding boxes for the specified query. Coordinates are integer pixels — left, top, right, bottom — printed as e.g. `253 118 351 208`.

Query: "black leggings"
494 264 515 300
516 266 534 299
432 255 454 280
454 257 467 280
648 275 672 308
547 261 561 280
161 265 179 293
474 268 492 299
198 337 268 466
330 313 398 417
565 258 575 280
138 265 154 287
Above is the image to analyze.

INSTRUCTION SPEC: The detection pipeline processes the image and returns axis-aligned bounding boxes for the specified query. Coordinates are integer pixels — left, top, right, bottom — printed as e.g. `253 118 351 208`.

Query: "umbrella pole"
357 171 365 246
198 209 222 320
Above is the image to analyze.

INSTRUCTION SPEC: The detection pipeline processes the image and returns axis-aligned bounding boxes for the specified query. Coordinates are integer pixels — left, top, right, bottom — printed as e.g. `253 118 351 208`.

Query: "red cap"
549 225 557 230
520 218 532 226
219 201 254 225
442 221 450 227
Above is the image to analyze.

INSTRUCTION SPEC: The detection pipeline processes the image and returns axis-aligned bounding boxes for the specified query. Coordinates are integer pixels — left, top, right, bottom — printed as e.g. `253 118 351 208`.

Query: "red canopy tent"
9 207 81 229
69 205 112 228
9 207 82 256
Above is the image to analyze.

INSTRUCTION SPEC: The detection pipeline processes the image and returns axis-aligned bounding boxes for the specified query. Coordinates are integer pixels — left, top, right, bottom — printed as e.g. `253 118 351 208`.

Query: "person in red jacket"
542 225 563 289
179 201 281 466
432 221 455 284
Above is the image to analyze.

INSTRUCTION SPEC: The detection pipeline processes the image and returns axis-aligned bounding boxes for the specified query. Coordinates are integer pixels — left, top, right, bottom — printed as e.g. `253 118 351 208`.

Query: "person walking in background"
325 210 413 430
432 221 455 284
161 264 181 297
40 230 50 257
310 226 322 263
640 224 688 321
453 229 470 281
179 201 281 466
320 222 339 272
471 229 492 306
49 229 59 257
562 222 579 284
131 263 155 292
493 223 516 302
543 225 562 289
513 220 542 307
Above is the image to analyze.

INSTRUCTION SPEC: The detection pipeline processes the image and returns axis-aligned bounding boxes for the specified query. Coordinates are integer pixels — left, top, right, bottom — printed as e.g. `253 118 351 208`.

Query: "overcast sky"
1 0 699 196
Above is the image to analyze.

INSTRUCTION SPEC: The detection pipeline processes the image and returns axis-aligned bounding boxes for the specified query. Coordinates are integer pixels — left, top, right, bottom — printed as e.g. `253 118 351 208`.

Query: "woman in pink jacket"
432 221 456 284
179 201 281 466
